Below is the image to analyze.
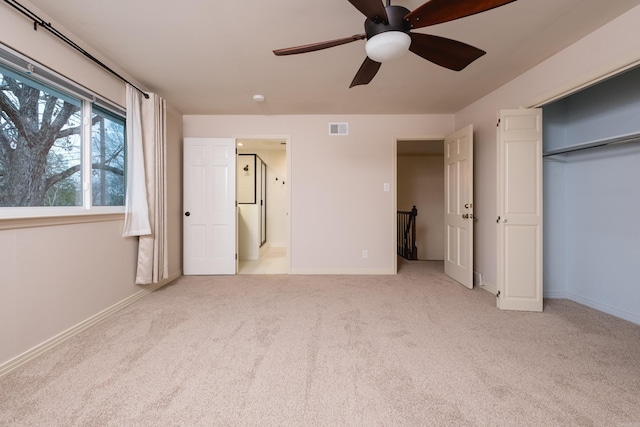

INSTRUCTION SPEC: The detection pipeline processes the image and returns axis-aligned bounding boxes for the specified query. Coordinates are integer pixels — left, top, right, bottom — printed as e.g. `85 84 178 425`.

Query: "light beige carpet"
1 260 639 426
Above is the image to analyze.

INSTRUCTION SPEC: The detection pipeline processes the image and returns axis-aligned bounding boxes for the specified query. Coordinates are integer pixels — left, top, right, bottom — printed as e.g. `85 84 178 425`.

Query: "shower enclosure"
238 154 267 259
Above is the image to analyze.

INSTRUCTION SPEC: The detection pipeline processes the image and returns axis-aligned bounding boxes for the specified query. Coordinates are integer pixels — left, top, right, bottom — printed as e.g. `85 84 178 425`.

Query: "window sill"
0 212 125 231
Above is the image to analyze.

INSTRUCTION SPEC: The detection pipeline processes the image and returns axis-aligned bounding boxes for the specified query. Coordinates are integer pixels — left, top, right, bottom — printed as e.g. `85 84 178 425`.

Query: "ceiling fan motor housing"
364 5 411 38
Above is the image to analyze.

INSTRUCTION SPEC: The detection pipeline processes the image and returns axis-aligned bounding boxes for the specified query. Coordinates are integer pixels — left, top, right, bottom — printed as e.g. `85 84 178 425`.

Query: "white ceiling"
23 0 640 115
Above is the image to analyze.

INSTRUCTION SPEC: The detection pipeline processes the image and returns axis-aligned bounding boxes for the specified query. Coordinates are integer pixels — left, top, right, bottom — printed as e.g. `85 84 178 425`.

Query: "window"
0 59 126 215
92 107 125 206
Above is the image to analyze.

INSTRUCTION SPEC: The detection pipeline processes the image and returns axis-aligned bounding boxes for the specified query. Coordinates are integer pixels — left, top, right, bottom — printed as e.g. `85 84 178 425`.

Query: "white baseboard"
479 284 568 299
478 281 498 295
477 284 638 326
475 275 567 301
0 270 182 378
289 268 395 275
568 292 640 326
473 270 498 295
543 290 569 299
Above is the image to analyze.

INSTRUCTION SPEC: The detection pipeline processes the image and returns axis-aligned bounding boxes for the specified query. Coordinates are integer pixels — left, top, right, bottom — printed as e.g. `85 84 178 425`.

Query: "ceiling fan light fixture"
365 31 411 62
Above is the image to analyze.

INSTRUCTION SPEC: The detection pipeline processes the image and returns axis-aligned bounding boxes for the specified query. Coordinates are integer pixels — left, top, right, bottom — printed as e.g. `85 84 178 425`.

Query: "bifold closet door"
496 109 543 312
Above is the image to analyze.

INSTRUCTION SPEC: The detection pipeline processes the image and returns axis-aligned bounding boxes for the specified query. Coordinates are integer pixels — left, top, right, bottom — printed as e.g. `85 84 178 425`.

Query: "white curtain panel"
123 85 151 237
123 85 168 285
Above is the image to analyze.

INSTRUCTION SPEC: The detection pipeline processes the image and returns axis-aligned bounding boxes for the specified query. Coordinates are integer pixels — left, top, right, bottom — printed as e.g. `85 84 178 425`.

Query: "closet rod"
543 133 640 157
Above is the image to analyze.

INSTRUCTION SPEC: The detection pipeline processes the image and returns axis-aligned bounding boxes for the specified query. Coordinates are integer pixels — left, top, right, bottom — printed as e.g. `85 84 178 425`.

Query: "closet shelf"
543 132 640 157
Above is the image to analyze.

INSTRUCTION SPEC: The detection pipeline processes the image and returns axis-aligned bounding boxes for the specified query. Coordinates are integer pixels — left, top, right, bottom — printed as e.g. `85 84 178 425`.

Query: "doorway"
396 139 445 262
236 138 288 274
396 126 474 289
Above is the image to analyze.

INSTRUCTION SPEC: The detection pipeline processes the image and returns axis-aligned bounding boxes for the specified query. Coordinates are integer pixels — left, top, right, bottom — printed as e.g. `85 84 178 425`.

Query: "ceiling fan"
273 0 517 87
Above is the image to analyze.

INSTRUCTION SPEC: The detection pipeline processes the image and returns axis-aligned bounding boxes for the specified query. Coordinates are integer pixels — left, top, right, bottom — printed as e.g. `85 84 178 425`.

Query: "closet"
543 66 640 325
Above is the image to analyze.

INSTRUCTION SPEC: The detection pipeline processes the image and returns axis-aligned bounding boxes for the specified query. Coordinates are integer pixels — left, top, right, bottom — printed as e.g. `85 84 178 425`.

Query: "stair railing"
397 206 418 260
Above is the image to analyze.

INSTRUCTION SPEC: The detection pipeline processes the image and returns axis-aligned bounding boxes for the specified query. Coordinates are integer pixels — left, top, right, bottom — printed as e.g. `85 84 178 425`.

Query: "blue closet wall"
543 66 640 325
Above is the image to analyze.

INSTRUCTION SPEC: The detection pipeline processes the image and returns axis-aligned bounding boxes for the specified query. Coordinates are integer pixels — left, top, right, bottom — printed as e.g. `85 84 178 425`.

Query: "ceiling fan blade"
406 0 517 29
273 34 367 56
349 57 382 88
409 33 485 71
347 0 388 23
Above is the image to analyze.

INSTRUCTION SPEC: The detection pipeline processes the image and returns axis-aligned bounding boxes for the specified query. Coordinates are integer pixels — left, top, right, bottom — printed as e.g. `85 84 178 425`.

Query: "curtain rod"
3 0 149 99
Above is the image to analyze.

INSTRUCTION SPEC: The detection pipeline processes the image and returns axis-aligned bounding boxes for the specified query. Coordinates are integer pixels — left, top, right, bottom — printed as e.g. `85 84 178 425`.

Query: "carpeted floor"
1 260 639 426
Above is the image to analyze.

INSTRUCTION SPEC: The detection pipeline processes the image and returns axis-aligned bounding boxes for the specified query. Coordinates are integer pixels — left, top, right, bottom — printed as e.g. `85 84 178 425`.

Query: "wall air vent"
329 122 348 136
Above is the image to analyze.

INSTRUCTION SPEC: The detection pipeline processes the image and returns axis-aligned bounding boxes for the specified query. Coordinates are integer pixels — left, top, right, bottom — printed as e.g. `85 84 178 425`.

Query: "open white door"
444 125 474 289
183 137 236 275
497 109 543 311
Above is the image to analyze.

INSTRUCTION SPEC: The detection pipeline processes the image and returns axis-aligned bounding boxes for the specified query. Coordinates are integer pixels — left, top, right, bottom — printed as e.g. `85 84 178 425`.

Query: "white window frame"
0 44 126 221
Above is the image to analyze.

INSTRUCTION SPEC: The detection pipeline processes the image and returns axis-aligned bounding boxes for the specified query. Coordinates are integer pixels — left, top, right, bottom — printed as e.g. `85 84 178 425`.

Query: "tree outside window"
92 107 125 206
0 65 125 209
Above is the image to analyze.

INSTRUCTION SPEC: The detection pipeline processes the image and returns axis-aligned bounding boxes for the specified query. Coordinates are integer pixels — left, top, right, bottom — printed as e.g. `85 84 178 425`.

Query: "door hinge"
496 118 501 127
235 253 238 260
496 290 501 298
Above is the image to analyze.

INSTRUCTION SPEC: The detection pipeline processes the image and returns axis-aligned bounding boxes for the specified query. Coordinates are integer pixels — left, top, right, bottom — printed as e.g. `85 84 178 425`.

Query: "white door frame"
235 134 292 274
394 130 474 289
393 135 447 273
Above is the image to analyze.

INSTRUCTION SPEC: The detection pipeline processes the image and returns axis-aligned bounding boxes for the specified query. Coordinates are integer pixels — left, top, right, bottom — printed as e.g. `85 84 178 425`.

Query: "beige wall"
0 1 127 107
0 3 183 368
0 220 139 365
454 4 640 290
165 105 184 275
397 155 444 260
184 115 454 274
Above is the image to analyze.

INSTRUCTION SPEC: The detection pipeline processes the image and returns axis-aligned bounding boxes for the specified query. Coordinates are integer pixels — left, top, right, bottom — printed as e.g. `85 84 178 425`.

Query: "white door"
496 109 543 311
183 137 236 275
444 125 474 288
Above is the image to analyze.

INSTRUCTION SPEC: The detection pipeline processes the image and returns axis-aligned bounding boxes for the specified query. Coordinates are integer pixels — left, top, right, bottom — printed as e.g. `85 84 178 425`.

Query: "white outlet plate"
383 183 390 192
362 250 368 259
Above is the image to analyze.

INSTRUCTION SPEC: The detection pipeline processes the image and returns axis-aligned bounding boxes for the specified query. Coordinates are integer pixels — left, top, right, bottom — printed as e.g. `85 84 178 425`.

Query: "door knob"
185 212 190 217
462 214 468 219
465 203 472 209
